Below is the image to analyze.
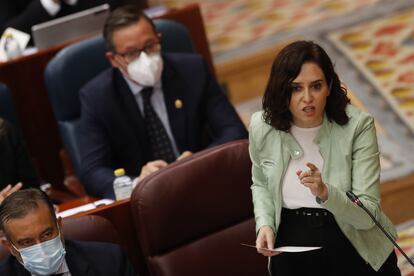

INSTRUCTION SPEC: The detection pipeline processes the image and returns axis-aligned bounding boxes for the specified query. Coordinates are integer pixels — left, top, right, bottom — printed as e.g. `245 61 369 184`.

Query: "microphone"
346 191 414 267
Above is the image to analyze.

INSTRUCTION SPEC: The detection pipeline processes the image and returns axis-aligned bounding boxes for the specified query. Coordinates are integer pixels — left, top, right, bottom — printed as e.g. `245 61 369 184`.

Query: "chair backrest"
44 19 195 177
0 82 19 126
130 140 268 276
61 214 120 244
0 214 120 261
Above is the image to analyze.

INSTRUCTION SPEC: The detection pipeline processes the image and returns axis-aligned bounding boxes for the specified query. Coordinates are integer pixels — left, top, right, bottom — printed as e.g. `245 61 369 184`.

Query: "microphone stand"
346 191 414 267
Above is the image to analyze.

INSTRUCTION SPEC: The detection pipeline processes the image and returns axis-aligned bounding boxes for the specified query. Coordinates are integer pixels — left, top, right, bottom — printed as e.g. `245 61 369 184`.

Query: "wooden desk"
0 4 213 190
60 198 148 276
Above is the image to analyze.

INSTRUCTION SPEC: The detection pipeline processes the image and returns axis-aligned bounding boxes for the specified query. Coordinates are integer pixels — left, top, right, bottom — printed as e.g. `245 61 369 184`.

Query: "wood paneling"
381 173 414 225
216 44 285 104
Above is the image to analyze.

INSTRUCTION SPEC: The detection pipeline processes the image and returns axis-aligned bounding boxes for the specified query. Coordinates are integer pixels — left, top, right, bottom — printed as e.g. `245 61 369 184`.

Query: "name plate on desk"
57 199 114 218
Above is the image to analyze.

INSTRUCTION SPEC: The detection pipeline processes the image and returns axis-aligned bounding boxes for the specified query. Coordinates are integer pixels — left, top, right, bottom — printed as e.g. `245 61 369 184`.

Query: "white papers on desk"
56 199 114 218
274 246 322 252
240 243 322 253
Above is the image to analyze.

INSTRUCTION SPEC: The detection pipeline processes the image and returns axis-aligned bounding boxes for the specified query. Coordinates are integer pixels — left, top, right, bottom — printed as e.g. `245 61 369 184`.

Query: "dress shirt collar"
123 76 162 96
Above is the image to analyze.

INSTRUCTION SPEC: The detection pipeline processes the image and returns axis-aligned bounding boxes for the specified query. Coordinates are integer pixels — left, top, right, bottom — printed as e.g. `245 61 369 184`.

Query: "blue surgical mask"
13 234 66 276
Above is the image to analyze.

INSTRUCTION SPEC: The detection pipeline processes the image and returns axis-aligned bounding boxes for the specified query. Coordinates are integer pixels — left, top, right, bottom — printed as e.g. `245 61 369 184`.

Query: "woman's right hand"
256 225 279 257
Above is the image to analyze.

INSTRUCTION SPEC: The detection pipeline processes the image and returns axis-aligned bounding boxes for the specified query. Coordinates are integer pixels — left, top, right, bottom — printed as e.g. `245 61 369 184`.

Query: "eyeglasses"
115 40 161 62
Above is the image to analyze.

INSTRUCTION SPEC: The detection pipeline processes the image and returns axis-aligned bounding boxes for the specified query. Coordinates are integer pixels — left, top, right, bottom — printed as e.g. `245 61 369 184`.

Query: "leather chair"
61 214 120 244
130 140 268 276
44 19 195 178
0 214 121 261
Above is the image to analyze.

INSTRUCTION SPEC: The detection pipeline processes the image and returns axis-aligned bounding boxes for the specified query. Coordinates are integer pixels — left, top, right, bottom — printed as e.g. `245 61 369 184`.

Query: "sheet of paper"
240 243 322 253
56 199 114 218
274 246 322 252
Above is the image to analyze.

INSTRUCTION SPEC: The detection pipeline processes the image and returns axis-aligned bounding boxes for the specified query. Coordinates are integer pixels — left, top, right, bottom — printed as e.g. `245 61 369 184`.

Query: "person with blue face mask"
0 188 137 276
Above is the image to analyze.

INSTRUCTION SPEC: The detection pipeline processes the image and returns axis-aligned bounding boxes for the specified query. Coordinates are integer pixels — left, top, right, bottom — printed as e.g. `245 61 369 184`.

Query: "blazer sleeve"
248 112 276 235
79 87 116 199
0 0 53 35
201 60 248 146
319 112 390 231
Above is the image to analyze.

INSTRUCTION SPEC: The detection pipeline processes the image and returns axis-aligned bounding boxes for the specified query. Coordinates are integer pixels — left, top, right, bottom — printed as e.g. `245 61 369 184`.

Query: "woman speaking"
249 40 400 275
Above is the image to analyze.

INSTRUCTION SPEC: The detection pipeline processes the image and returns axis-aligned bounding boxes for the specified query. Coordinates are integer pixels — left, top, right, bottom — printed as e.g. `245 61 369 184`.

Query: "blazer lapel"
65 241 94 276
161 58 187 152
11 257 30 276
113 70 151 160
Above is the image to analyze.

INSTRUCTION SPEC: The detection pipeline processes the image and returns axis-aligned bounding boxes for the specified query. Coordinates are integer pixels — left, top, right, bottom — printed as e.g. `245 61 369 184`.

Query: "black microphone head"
346 191 363 207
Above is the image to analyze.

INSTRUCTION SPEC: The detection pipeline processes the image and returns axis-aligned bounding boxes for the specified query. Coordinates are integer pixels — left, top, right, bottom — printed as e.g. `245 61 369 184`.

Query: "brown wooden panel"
157 3 215 76
380 173 414 225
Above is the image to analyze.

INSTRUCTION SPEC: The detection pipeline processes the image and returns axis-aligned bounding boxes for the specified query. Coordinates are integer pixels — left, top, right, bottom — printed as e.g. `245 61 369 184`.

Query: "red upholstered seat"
130 139 268 276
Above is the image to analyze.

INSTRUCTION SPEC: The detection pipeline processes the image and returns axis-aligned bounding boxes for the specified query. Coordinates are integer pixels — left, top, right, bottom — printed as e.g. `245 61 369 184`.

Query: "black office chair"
45 19 195 178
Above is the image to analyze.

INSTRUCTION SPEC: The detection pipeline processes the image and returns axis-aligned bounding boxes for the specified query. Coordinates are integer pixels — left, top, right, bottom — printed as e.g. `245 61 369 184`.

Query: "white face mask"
13 234 66 276
127 52 163 86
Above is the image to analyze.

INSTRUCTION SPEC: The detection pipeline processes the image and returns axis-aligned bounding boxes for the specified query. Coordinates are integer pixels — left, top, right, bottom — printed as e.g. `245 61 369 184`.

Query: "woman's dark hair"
262 40 350 131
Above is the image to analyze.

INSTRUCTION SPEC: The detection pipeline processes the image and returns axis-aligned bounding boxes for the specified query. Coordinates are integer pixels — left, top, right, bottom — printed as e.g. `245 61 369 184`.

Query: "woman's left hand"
297 162 328 201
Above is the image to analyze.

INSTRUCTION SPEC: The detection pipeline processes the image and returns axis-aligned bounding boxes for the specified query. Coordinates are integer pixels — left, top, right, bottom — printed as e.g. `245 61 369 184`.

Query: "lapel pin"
175 99 183 109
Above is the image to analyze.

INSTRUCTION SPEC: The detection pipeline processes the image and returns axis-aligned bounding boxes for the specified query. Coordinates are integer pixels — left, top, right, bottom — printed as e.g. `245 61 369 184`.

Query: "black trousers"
270 208 401 276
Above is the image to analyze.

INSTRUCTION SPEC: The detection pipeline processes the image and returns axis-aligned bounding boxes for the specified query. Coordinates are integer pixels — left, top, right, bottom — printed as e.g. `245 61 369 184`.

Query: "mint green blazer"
249 104 397 271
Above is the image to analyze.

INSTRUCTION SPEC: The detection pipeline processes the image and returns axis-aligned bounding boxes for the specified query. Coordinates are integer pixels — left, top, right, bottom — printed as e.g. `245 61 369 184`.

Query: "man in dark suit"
79 5 248 199
0 0 122 36
0 188 137 275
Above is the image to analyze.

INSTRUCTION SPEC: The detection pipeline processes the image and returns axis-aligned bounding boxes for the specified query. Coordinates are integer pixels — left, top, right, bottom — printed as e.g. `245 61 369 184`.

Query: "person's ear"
0 233 13 252
106 51 118 68
56 217 66 246
56 216 63 236
2 236 22 260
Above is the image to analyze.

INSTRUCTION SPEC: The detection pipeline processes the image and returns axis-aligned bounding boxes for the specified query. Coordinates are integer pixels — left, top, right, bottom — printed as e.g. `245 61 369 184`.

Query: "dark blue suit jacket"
0 240 137 276
79 53 247 198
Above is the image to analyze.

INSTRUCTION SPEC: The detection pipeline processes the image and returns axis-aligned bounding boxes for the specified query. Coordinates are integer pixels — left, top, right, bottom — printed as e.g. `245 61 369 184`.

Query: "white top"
40 0 78 16
281 124 324 209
